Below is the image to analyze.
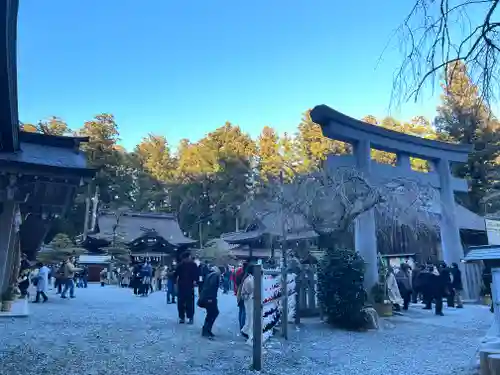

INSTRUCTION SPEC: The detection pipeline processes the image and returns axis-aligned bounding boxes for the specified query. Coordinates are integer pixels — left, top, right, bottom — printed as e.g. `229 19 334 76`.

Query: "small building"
77 255 111 282
220 212 318 261
88 211 197 265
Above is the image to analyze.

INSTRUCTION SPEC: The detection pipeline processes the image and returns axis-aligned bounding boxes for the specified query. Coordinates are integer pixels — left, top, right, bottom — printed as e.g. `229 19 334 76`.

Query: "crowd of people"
17 255 86 302
387 261 464 316
111 253 255 341
16 249 475 344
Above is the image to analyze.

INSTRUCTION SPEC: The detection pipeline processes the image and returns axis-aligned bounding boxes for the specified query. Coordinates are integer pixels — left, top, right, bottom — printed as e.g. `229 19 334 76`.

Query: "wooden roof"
93 211 197 246
464 245 500 262
221 211 318 244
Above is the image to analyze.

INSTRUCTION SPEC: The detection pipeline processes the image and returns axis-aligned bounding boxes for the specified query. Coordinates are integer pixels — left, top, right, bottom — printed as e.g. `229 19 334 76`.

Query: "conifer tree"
434 61 500 213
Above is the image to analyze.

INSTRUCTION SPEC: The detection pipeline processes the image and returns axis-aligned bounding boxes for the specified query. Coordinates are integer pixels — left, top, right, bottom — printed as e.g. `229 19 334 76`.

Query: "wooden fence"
296 267 320 319
252 265 297 371
463 262 483 302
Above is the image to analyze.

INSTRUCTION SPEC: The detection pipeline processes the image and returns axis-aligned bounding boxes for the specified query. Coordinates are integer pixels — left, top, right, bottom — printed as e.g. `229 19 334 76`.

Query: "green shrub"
317 247 367 330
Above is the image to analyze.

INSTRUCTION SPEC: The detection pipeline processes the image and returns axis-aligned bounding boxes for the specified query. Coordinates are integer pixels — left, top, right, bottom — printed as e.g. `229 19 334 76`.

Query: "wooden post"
252 264 263 371
488 353 500 375
279 170 288 339
82 183 91 238
307 268 316 312
295 271 301 325
198 222 203 249
482 350 500 375
281 263 288 339
90 184 99 232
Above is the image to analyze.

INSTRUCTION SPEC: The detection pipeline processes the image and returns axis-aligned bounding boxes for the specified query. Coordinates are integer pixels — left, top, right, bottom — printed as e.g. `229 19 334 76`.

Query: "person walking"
140 261 153 296
175 252 199 324
100 269 107 287
240 265 254 343
450 262 464 308
167 264 177 304
81 265 89 288
235 261 249 330
198 266 221 339
61 257 80 299
395 263 412 310
33 262 50 303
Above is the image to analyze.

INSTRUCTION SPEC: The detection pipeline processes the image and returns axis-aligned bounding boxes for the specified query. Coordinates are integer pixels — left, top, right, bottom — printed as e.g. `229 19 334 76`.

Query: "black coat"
451 267 463 290
175 260 198 290
200 271 220 301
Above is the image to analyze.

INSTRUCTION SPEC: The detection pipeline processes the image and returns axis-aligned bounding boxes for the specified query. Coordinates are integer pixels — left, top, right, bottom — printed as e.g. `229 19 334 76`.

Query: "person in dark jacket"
167 264 177 304
199 266 221 339
198 261 210 295
235 261 249 330
419 265 433 309
450 262 464 308
396 263 412 310
411 264 424 303
433 263 448 316
132 263 142 295
175 252 199 324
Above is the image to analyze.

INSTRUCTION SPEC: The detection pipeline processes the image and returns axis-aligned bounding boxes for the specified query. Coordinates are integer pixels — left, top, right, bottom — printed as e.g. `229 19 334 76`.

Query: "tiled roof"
0 141 93 173
93 211 196 246
464 245 500 262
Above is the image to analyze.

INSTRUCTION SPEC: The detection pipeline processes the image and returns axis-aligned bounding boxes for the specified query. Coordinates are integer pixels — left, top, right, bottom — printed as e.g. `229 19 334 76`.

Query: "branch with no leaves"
392 0 500 105
244 167 438 240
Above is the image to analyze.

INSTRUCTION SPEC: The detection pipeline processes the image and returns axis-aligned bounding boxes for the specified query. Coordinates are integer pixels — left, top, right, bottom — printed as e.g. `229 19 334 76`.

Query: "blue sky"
17 0 442 151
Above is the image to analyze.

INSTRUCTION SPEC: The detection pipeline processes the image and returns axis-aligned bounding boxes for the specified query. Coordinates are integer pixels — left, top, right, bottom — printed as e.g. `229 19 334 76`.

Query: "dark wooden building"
220 212 318 261
0 0 95 297
88 211 196 265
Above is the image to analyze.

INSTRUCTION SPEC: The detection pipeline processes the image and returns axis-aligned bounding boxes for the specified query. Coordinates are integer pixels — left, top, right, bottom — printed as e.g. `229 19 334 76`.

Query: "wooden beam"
0 0 20 152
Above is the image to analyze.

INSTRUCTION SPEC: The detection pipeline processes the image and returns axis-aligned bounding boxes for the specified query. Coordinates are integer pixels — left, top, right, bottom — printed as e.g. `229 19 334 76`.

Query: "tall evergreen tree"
296 110 349 171
434 61 500 213
135 134 175 182
257 126 282 179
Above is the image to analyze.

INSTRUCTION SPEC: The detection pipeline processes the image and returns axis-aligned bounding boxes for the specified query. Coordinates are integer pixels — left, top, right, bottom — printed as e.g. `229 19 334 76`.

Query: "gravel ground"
0 284 491 375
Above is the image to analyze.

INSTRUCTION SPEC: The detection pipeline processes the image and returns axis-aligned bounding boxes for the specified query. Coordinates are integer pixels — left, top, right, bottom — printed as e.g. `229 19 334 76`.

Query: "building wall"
87 264 106 282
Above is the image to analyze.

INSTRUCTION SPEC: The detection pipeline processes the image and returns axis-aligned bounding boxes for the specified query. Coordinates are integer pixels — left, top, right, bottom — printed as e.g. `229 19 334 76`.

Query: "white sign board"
486 219 500 245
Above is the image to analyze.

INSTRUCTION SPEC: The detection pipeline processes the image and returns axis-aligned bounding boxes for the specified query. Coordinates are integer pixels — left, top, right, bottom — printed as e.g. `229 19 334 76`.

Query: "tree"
198 122 256 172
37 233 87 264
79 114 120 168
19 117 70 135
295 111 349 172
434 61 500 212
38 116 70 136
257 126 282 179
135 134 176 182
20 122 38 133
244 166 437 328
366 115 436 171
394 0 500 105
197 241 235 266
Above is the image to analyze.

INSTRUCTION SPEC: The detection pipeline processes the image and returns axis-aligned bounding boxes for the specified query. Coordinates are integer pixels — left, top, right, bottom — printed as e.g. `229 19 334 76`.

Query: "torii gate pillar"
311 105 472 289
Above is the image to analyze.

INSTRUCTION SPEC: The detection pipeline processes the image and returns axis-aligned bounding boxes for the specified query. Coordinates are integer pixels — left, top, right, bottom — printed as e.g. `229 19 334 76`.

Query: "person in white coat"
34 262 50 303
240 266 255 344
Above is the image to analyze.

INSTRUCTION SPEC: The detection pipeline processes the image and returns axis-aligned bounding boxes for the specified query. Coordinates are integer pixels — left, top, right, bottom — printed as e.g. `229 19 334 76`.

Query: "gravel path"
0 284 491 375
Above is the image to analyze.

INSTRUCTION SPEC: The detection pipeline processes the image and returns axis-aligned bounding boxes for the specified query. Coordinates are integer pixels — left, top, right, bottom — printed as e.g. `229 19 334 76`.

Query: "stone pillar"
0 201 16 293
396 153 411 169
492 268 500 337
435 158 464 265
354 140 378 289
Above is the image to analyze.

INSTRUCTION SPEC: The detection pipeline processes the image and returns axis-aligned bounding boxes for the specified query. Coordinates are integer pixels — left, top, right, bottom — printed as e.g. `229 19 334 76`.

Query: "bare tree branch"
393 0 500 106
243 166 438 254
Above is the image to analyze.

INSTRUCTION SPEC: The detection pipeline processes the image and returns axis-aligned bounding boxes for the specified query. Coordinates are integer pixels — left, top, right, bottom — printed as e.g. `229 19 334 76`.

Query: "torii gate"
310 105 473 289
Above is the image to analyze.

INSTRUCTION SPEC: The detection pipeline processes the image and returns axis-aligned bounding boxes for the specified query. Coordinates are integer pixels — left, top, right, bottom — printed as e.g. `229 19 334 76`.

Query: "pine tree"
37 234 87 264
296 111 349 171
257 126 282 179
435 61 500 213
